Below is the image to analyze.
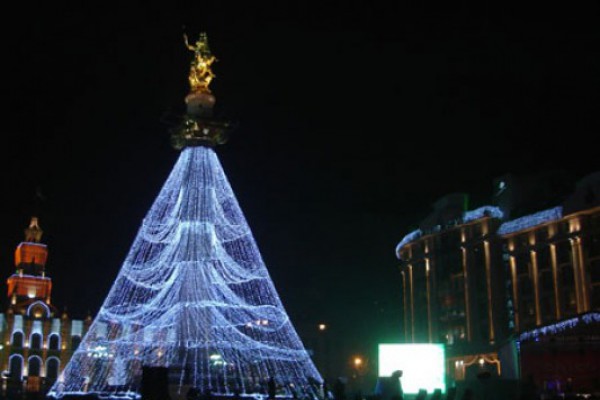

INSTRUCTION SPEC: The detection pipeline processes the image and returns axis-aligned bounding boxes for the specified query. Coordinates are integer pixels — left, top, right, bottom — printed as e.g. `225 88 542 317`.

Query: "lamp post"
350 355 367 397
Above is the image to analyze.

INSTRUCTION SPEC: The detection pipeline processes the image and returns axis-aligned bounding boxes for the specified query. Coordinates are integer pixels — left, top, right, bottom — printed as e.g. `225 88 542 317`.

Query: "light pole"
350 355 367 398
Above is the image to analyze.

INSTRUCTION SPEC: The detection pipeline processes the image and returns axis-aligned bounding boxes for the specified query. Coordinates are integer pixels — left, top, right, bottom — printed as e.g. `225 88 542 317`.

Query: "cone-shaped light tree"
49 33 322 399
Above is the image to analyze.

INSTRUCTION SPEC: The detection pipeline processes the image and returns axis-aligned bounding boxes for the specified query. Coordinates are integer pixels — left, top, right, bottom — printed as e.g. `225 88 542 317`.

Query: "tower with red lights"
7 217 54 316
0 218 91 395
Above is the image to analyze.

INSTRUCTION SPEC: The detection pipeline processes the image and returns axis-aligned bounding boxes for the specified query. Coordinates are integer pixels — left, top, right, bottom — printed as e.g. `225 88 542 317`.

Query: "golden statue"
184 32 216 94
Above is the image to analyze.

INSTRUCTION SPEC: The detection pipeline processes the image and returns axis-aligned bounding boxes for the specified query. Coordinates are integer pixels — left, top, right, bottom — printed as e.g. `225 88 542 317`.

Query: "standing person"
390 370 404 400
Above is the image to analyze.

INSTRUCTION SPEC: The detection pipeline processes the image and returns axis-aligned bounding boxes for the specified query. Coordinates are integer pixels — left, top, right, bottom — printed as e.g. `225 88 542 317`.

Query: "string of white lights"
49 147 321 399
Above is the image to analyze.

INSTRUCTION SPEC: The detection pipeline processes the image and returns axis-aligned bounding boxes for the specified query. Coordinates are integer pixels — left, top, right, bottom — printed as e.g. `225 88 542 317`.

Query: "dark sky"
1 2 599 372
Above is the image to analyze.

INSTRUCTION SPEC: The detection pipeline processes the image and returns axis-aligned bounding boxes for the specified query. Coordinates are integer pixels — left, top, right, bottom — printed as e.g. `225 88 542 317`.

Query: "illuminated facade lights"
463 206 503 223
518 312 600 342
396 177 600 387
497 206 563 235
49 147 321 399
50 33 317 399
1 218 91 394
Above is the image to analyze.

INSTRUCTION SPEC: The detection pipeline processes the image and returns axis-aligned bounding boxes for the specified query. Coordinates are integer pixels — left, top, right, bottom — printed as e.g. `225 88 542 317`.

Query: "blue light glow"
395 206 504 255
519 312 600 341
498 206 562 235
395 229 422 255
462 206 503 223
49 147 321 399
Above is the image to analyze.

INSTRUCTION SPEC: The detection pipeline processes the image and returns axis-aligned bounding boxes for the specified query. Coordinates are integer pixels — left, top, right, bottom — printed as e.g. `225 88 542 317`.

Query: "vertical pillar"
570 238 584 313
509 238 519 332
530 249 541 326
484 240 495 342
461 246 471 341
408 264 415 342
426 258 432 343
574 237 589 311
549 243 561 320
401 270 410 342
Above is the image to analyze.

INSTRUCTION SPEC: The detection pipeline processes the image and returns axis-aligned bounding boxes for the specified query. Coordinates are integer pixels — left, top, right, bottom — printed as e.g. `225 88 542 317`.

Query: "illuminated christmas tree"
49 33 321 399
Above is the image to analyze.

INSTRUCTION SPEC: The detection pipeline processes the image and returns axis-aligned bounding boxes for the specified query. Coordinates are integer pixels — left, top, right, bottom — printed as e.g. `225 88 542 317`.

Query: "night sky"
1 2 599 374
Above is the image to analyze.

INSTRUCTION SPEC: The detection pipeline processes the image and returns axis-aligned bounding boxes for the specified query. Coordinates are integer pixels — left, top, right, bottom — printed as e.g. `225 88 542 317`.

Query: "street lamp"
353 357 363 368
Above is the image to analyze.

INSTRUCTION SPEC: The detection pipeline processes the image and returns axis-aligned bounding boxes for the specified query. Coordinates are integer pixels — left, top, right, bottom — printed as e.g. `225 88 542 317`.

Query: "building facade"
396 172 600 390
396 198 509 381
0 218 91 395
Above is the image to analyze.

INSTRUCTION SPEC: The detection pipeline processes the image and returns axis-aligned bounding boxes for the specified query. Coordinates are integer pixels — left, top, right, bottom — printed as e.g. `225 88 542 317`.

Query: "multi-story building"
396 196 509 381
499 173 600 392
0 218 91 395
396 171 600 391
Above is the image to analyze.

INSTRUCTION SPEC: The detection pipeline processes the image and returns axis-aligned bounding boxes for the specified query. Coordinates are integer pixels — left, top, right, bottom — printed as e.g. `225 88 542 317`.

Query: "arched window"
11 331 24 348
71 335 82 350
30 333 42 350
9 355 23 381
46 357 60 382
27 302 50 319
28 356 42 377
48 333 60 350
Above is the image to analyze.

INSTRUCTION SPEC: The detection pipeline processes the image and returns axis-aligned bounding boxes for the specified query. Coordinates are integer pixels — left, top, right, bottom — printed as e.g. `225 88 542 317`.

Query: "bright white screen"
378 343 446 395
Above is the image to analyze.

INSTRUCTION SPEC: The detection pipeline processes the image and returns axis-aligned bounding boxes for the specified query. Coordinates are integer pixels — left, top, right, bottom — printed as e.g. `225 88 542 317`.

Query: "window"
28 356 42 377
591 285 600 310
30 333 42 350
71 335 82 350
28 303 49 319
536 227 549 242
48 334 60 351
9 355 23 381
560 265 577 316
556 241 571 264
588 234 600 258
539 270 555 323
11 331 24 348
46 358 60 382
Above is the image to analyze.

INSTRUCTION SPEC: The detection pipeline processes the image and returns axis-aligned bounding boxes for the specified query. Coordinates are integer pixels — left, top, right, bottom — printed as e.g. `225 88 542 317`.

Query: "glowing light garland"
49 147 321 399
395 206 504 255
497 206 563 235
462 206 503 223
397 205 566 254
395 229 422 255
518 312 600 342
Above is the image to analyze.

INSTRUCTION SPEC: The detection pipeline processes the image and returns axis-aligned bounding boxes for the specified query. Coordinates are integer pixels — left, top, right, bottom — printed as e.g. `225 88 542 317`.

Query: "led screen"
378 343 446 395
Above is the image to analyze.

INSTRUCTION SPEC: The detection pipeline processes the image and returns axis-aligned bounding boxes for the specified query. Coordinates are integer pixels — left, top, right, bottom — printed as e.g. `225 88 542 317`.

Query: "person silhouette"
390 370 403 400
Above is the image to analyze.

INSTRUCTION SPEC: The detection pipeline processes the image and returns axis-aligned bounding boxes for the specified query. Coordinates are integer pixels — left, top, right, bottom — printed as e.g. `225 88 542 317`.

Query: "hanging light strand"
49 147 321 399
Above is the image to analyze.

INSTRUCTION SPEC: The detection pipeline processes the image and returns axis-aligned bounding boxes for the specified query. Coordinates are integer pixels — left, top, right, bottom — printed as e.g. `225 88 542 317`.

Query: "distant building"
0 218 91 395
396 171 600 391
